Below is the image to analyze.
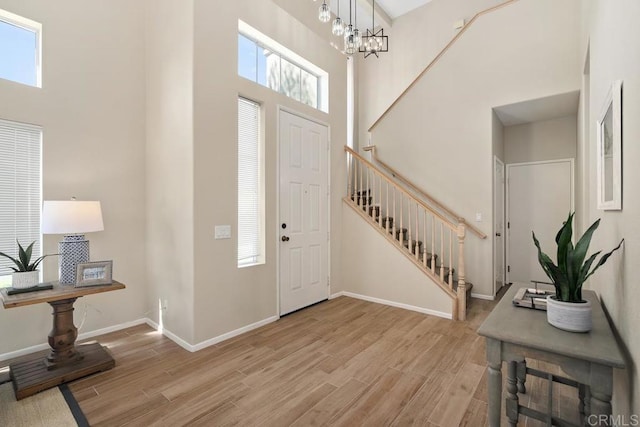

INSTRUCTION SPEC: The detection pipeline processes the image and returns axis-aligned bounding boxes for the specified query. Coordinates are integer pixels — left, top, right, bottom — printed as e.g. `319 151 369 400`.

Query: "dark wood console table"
1 280 125 400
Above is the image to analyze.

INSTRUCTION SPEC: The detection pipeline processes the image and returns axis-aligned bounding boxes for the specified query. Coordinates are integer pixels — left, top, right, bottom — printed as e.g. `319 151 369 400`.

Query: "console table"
1 280 125 400
478 285 625 426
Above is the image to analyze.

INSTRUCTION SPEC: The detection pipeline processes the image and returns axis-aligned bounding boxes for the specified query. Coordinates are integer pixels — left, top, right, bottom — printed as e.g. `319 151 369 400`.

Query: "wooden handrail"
362 145 487 239
368 0 518 132
345 146 458 233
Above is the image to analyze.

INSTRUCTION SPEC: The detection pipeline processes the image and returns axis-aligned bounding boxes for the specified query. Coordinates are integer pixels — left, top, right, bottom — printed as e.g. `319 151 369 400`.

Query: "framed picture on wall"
596 80 622 210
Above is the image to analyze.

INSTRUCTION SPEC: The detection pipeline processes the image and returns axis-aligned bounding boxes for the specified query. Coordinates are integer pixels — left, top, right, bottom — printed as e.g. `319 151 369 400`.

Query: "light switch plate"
475 213 482 222
215 225 231 239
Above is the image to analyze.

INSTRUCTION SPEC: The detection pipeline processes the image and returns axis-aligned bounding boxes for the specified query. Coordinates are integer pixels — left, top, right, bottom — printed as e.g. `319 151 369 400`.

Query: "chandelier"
316 0 388 58
359 0 388 58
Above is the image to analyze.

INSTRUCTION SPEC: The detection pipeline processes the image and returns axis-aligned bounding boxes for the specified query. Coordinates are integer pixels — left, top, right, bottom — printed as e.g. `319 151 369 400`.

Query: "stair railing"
363 145 487 240
345 146 468 320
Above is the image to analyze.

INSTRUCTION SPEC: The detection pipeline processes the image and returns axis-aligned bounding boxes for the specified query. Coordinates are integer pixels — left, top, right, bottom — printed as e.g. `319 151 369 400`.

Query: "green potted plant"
533 212 624 332
0 241 52 289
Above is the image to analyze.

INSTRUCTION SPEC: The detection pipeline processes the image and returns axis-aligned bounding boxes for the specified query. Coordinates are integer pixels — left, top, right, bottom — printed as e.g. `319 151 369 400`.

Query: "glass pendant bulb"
332 17 344 36
345 34 356 55
353 28 361 48
344 23 353 40
319 1 331 23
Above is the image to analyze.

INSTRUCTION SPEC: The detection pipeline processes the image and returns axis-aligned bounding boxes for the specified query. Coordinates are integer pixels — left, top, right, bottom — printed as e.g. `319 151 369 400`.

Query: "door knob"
281 236 290 242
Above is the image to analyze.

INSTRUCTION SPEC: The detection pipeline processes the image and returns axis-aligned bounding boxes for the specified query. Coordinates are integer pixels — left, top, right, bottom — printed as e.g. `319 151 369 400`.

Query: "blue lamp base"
58 235 90 285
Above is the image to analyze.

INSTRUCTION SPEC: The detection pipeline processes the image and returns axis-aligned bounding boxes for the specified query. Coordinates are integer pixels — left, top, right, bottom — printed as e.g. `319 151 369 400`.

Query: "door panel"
279 111 328 315
507 160 573 285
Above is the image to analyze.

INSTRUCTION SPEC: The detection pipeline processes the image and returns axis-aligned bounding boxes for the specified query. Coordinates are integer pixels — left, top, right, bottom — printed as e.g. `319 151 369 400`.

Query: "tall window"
238 20 328 113
237 98 264 267
0 9 42 87
0 119 42 287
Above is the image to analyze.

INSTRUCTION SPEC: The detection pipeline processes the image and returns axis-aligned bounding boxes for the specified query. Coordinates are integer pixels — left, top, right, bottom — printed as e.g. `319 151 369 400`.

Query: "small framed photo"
75 261 113 287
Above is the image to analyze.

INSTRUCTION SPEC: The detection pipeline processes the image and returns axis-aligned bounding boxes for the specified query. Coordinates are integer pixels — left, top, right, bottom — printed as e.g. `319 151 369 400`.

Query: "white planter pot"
546 295 592 333
11 271 40 289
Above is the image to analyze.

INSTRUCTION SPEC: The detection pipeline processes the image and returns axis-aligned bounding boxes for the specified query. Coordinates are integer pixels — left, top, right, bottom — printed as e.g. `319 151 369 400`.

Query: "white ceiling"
375 0 433 19
329 0 432 26
494 91 580 127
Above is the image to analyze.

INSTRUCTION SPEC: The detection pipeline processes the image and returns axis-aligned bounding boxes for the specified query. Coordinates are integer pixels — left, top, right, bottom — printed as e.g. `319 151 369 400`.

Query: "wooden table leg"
486 338 503 427
506 361 519 426
589 364 613 419
10 296 116 400
45 298 83 369
517 359 527 393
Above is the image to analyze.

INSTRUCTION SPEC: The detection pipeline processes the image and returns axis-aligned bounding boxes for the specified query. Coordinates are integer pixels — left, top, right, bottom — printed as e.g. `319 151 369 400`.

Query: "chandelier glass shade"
318 1 331 23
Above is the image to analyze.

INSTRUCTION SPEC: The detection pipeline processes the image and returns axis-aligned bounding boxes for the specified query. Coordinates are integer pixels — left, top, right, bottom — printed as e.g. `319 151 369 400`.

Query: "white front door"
279 110 329 315
493 157 505 294
506 160 573 285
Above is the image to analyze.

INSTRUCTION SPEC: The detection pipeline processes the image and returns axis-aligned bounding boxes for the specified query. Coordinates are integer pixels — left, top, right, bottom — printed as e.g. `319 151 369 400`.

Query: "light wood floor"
3 295 581 426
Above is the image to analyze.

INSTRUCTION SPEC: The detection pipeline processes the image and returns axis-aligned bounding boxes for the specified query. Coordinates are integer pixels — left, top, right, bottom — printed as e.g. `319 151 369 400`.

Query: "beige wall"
145 0 195 343
358 0 505 148
0 0 147 354
582 0 640 414
341 206 453 317
369 0 581 297
191 0 347 343
504 115 577 164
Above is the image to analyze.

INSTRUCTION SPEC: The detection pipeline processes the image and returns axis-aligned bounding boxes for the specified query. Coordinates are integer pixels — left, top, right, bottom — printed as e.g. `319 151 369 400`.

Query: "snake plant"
532 212 624 303
0 240 51 272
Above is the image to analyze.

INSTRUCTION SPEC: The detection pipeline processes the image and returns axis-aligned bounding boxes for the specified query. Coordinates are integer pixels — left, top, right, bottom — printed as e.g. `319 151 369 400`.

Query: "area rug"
0 381 88 427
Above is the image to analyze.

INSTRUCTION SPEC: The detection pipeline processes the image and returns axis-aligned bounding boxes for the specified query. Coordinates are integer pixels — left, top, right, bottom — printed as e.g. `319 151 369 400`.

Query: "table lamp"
42 200 104 285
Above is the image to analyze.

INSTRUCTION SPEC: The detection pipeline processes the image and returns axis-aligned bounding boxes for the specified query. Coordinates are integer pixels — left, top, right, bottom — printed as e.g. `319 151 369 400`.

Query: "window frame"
0 118 43 288
237 20 328 113
237 97 265 268
0 8 42 88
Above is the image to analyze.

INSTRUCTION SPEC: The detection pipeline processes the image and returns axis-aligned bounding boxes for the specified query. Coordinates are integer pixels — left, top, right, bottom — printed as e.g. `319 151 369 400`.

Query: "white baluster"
423 211 427 267
386 182 390 232
408 199 412 252
431 216 436 273
449 230 453 288
440 223 444 282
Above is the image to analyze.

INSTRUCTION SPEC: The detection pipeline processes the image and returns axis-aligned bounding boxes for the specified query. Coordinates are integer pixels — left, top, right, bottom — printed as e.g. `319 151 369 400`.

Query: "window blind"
0 119 42 276
237 98 262 267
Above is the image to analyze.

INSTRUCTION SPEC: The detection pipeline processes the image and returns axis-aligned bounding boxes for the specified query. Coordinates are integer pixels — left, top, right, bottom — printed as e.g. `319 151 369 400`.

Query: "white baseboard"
329 291 344 299
471 293 495 301
0 318 148 362
144 318 194 352
2 314 281 362
145 316 279 353
340 291 452 320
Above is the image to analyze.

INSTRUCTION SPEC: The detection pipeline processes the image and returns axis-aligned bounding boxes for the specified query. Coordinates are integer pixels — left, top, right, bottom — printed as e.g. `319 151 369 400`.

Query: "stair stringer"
341 199 457 320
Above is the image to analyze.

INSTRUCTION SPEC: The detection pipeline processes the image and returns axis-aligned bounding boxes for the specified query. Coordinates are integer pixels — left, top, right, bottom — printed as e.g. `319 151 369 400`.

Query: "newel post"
457 220 467 321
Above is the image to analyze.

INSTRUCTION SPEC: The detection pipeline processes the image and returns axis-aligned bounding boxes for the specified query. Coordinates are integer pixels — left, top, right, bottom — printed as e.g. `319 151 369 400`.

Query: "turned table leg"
486 338 503 427
45 298 83 369
517 359 527 394
506 361 519 426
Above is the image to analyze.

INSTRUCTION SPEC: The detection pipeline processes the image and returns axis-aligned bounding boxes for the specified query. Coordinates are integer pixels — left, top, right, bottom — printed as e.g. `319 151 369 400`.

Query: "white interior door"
279 110 329 315
507 160 573 285
493 157 505 295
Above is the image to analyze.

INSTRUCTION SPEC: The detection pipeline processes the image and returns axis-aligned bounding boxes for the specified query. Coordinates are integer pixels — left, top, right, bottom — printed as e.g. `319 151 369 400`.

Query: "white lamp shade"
42 201 104 234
